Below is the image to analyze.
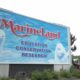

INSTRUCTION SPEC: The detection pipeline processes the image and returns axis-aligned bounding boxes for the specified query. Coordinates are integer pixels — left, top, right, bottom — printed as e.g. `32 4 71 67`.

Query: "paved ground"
20 78 80 80
26 78 80 80
59 78 80 80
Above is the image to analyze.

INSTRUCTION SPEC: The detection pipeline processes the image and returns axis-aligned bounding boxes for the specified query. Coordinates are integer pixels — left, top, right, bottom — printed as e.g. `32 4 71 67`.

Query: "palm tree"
70 34 77 52
70 34 80 69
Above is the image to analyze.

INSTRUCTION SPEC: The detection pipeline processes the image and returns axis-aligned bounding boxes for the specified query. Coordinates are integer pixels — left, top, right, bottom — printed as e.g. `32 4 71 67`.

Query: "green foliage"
70 65 80 78
52 71 59 79
0 78 15 80
31 71 42 80
31 70 59 80
0 78 9 80
42 70 58 80
72 55 80 60
1 68 80 80
60 70 71 78
71 68 80 78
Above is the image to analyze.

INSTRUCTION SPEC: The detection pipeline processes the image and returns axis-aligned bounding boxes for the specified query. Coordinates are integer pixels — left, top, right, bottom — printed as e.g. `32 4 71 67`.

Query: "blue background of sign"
0 9 70 64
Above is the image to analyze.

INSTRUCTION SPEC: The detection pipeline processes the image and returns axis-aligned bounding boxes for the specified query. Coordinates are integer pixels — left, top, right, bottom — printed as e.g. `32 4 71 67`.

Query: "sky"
0 0 80 56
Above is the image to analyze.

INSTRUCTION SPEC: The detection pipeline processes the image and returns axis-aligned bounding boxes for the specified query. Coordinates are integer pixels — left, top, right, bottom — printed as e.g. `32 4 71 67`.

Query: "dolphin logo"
55 43 69 63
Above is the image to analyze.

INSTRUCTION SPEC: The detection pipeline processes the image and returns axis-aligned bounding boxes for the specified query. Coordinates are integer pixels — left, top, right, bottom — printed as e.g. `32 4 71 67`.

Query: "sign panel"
0 9 70 64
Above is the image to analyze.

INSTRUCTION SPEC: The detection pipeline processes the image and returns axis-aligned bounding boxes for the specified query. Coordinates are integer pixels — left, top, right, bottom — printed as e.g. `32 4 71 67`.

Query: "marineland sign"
0 9 71 64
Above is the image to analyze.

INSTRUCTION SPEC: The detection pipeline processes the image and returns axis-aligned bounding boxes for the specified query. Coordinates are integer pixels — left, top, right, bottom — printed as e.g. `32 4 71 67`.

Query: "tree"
70 34 77 52
70 34 80 69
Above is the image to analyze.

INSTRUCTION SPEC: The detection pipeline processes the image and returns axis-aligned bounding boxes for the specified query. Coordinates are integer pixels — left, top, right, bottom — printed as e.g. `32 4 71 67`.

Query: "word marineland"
1 18 60 40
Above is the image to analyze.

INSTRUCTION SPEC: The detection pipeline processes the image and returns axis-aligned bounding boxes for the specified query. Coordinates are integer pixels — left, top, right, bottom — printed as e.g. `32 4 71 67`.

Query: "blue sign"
0 9 71 64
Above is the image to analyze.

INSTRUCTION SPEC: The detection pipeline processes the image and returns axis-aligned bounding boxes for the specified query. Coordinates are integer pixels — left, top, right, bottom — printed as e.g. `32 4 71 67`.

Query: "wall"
54 64 71 71
0 64 9 77
9 64 54 78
